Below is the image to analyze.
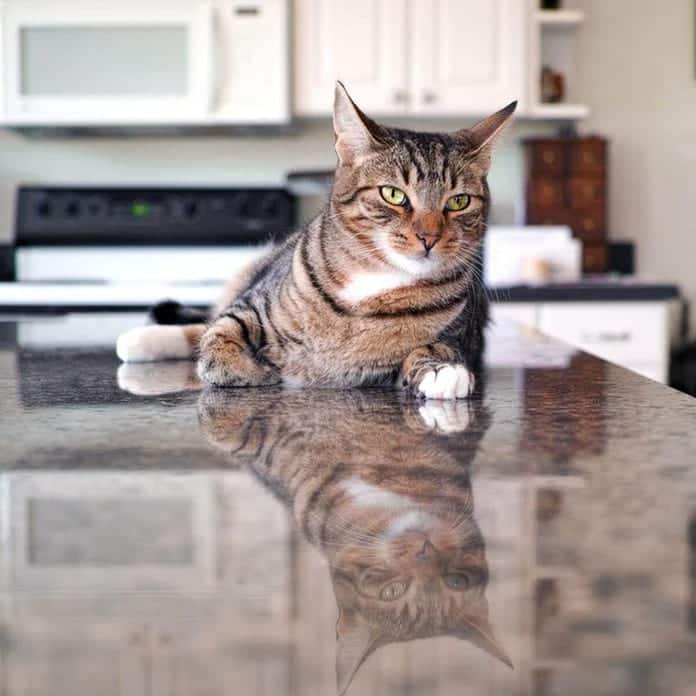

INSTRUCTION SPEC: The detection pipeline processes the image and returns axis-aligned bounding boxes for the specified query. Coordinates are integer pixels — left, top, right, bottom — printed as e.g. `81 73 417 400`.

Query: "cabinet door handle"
581 331 631 343
393 90 408 104
423 91 437 104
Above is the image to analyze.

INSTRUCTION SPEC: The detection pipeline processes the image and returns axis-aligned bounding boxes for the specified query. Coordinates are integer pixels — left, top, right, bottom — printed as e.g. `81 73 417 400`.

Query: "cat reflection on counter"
198 389 511 694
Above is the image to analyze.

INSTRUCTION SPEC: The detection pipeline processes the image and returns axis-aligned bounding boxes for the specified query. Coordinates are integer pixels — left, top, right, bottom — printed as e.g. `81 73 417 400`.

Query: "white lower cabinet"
538 302 670 383
492 300 673 383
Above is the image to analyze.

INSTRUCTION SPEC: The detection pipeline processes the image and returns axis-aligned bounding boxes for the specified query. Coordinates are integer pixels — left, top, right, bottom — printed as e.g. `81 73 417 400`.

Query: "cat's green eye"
380 186 408 207
445 194 471 212
379 581 408 601
443 572 471 590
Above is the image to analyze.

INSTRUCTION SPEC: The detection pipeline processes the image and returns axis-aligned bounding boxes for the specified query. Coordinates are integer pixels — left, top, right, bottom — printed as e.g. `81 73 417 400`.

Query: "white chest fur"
338 270 415 304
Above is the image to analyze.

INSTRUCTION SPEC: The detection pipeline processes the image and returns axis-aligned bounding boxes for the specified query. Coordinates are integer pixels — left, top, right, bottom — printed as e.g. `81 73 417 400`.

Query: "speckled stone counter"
1 314 695 696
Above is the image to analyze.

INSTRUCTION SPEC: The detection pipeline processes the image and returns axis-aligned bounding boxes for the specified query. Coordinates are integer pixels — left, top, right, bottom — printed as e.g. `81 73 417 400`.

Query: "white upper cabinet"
294 0 408 116
294 0 525 117
410 0 525 115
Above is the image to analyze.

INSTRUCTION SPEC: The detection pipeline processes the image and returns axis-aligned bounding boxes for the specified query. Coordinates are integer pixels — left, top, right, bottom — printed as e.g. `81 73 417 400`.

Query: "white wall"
0 117 555 245
576 0 696 336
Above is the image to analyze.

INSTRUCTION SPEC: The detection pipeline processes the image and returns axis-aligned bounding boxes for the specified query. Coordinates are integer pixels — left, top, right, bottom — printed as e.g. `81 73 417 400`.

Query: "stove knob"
36 200 52 218
66 200 81 218
183 200 198 218
230 194 251 220
260 193 289 221
170 198 199 219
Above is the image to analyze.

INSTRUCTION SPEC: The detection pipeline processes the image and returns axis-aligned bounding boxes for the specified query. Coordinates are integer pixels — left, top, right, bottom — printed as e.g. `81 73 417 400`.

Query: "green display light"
130 201 150 218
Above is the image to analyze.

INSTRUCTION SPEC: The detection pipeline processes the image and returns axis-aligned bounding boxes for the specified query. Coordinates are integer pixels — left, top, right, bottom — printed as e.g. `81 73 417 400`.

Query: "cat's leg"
401 342 475 400
197 307 280 387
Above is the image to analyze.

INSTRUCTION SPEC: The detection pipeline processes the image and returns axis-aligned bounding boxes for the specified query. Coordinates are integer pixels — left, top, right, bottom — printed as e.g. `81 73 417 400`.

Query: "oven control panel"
16 187 296 246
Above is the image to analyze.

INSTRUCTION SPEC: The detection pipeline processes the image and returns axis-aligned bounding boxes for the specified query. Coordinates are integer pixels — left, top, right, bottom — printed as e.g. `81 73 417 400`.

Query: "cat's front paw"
197 330 280 388
416 364 474 400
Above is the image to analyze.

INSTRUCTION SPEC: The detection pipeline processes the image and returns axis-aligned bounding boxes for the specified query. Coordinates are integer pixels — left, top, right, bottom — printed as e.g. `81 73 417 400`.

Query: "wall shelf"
535 9 586 26
529 2 589 120
529 103 590 119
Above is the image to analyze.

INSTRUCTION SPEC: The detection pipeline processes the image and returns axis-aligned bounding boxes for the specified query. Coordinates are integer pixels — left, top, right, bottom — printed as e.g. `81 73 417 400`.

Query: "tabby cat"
117 83 516 400
198 389 510 694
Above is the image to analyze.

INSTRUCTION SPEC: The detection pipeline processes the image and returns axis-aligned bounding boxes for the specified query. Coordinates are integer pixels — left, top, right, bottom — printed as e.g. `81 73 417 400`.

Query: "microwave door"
2 0 214 125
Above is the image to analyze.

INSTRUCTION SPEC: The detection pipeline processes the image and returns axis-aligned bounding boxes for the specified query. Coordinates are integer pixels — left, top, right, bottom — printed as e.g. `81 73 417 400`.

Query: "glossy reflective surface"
1 315 696 695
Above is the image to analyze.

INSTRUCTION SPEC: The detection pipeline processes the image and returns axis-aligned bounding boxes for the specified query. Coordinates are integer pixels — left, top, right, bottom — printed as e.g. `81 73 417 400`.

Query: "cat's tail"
116 300 208 363
149 299 209 326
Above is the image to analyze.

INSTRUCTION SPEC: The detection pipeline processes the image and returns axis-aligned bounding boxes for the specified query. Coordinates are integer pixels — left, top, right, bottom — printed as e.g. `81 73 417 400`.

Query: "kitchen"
1 1 696 695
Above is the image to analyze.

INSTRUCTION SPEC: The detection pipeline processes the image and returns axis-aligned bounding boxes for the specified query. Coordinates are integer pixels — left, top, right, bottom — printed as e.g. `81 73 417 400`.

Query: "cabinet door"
294 0 408 116
410 0 525 115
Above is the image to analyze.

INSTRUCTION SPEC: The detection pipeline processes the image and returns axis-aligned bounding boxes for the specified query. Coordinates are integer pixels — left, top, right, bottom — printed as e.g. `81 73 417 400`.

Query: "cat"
198 388 511 695
117 82 516 400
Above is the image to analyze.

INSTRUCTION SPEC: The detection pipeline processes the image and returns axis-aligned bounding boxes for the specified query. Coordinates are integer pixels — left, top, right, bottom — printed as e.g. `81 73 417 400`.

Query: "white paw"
417 364 474 400
117 362 201 395
418 402 472 433
116 326 193 363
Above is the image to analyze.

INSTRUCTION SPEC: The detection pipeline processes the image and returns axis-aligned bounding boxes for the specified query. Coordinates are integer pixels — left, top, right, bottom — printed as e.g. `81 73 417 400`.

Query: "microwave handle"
209 4 224 112
196 0 219 114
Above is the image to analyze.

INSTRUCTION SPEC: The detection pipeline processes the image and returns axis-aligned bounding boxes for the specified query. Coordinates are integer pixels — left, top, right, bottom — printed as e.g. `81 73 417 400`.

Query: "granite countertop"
1 315 696 695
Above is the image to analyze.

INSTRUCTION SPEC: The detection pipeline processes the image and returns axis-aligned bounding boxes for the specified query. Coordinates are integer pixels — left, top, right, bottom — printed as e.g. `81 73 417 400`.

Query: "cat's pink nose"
415 539 436 560
416 231 439 253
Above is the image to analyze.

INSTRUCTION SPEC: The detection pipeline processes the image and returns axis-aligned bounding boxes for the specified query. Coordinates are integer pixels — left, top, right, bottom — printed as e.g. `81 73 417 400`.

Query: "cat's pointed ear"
453 101 517 170
333 81 387 165
455 598 513 669
335 608 380 695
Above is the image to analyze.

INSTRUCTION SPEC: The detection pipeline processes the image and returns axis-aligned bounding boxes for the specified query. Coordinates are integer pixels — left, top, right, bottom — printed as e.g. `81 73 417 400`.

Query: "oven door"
1 0 213 125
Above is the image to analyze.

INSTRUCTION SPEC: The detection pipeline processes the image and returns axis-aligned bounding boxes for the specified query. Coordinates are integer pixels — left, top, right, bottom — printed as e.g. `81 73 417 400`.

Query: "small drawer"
528 142 565 176
568 178 604 208
526 206 571 227
582 243 608 274
569 140 606 175
571 208 606 241
538 302 669 366
529 178 565 209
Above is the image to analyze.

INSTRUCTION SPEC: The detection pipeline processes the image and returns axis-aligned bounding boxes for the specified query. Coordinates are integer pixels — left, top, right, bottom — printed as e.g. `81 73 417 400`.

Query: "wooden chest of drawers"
524 137 609 273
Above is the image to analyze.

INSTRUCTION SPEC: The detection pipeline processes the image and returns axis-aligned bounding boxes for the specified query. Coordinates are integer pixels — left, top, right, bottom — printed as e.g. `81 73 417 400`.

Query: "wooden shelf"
528 103 590 119
535 9 585 26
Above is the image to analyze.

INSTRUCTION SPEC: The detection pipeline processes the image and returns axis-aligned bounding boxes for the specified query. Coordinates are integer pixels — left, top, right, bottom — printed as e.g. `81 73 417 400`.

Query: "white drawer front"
538 302 669 366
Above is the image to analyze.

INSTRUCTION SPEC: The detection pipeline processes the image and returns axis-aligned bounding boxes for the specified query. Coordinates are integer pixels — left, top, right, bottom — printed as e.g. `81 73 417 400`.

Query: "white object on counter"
484 226 582 287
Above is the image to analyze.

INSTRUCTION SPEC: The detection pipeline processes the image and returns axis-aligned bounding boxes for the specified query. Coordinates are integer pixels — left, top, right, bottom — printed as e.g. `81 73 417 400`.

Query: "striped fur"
198 389 510 694
118 84 516 400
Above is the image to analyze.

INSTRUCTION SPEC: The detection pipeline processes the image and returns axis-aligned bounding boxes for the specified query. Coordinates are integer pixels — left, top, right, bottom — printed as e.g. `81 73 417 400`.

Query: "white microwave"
0 0 289 127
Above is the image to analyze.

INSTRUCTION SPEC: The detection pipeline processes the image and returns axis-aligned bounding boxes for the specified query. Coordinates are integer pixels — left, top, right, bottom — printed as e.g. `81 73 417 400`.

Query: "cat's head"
331 82 516 278
329 501 510 694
